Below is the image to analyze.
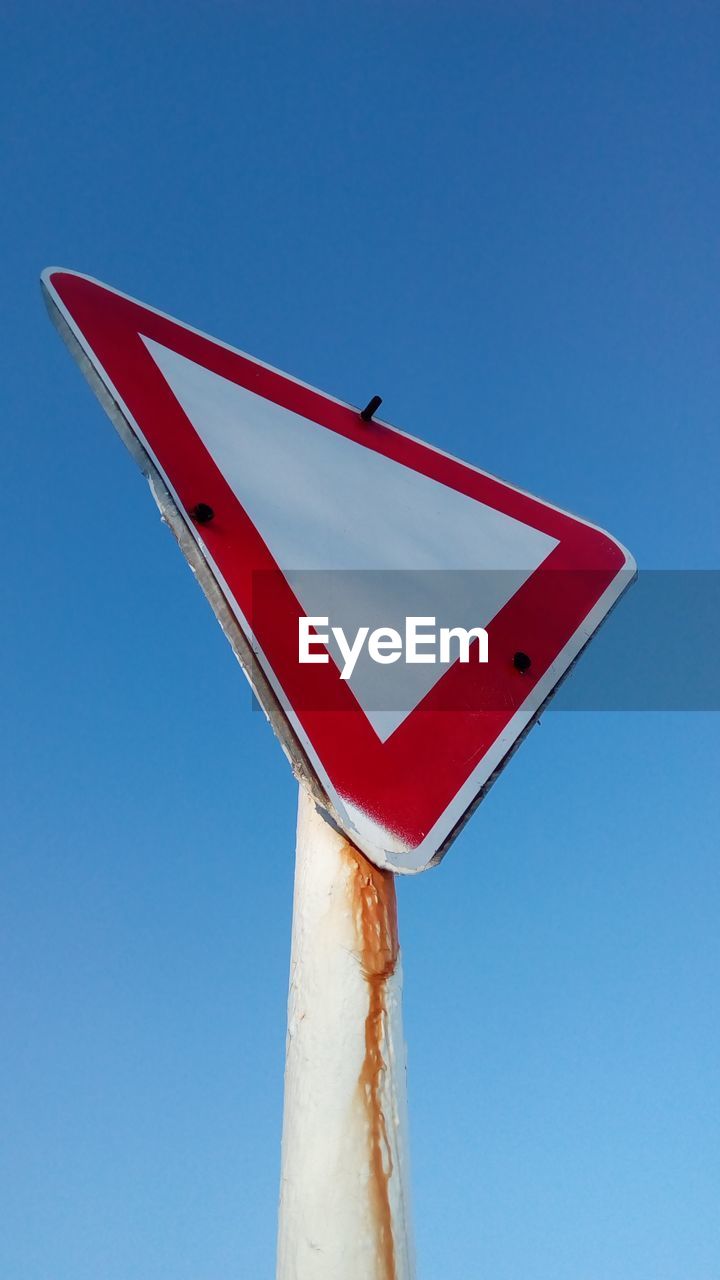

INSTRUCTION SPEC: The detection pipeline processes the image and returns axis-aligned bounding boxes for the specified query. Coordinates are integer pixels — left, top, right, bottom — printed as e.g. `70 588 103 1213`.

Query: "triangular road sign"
42 269 635 873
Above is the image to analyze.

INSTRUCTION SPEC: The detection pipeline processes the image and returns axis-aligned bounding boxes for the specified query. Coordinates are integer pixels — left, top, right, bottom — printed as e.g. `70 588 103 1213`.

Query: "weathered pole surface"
276 785 414 1280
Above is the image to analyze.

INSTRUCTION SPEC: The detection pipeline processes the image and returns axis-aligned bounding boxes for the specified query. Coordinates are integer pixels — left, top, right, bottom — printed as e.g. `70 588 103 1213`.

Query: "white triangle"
142 337 558 740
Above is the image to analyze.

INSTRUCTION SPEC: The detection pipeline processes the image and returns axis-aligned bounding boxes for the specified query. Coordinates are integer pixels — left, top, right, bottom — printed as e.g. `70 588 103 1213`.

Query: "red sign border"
42 269 636 872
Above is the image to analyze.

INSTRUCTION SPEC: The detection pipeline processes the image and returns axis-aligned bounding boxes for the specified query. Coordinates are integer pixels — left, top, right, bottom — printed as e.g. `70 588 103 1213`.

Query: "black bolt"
360 395 383 423
190 502 215 524
513 651 532 673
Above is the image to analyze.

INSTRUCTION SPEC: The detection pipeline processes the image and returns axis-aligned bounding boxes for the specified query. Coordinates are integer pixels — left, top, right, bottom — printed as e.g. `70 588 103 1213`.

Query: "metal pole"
277 785 414 1280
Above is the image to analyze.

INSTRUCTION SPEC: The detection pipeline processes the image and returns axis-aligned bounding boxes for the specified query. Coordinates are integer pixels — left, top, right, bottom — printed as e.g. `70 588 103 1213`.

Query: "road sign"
42 268 635 873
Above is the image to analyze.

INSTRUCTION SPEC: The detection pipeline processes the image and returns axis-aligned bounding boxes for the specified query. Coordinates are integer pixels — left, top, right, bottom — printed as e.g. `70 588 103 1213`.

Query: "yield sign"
43 269 635 873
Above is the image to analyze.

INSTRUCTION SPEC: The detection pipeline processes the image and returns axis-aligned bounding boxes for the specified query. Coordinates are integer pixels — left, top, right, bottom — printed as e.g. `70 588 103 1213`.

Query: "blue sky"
2 3 719 1277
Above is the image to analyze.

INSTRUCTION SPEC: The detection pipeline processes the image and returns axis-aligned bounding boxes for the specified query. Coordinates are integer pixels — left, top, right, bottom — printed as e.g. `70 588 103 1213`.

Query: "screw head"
513 650 532 673
360 394 383 423
190 502 215 524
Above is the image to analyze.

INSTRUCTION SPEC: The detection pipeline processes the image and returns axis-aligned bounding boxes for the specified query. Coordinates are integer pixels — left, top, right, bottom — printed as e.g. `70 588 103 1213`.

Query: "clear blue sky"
2 4 719 1277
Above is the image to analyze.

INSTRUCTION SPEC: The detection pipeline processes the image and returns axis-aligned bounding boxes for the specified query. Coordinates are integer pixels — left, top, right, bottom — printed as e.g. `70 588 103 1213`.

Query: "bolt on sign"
42 269 636 873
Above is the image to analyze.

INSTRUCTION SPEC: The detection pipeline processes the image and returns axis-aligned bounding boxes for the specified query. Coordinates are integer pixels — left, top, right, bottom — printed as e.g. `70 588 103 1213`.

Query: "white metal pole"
277 784 414 1280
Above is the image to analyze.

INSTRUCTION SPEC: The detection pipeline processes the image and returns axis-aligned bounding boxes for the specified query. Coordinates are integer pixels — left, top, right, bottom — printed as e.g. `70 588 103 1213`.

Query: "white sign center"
142 337 557 740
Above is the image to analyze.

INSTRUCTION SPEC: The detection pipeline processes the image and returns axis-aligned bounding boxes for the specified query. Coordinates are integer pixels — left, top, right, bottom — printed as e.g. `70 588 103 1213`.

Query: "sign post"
42 268 635 1278
277 786 413 1280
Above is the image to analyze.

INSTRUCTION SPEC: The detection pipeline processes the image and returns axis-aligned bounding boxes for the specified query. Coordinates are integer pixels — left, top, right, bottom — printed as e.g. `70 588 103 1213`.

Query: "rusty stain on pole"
345 844 399 1280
